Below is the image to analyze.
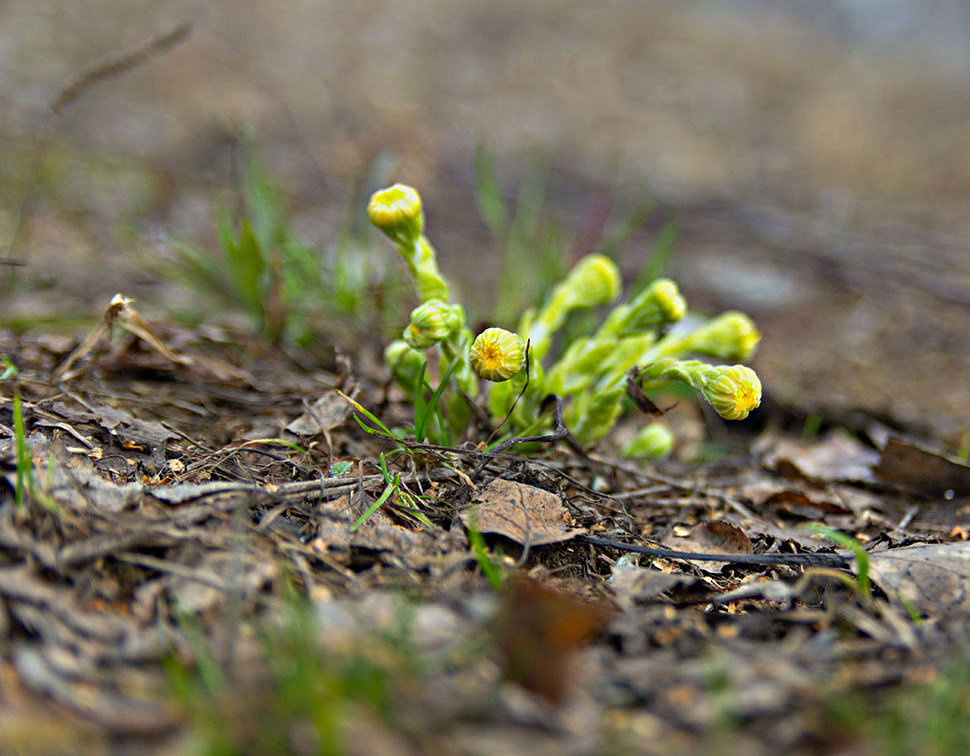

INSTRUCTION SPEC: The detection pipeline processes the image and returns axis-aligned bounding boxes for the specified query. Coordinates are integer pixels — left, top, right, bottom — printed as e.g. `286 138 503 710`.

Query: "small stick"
574 533 850 568
51 21 192 114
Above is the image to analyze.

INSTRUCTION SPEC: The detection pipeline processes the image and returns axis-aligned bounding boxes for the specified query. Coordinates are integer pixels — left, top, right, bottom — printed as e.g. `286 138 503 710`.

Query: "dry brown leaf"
874 438 970 496
868 542 970 617
463 478 584 548
665 519 754 571
494 578 609 703
762 431 879 484
286 390 353 437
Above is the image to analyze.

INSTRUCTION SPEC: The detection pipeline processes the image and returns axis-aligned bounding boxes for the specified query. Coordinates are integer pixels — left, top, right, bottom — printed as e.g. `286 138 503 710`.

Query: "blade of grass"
809 525 870 599
351 454 398 532
13 394 28 508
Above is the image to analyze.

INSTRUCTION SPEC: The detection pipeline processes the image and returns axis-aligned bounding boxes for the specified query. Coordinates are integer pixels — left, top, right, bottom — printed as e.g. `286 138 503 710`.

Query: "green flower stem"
650 311 760 362
596 278 686 339
525 254 620 360
393 235 449 304
439 327 478 397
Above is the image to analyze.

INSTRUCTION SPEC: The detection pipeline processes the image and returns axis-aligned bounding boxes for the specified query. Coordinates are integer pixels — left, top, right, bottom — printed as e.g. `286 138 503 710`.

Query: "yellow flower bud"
638 358 762 421
403 300 462 350
384 339 426 395
622 423 675 458
706 312 761 361
700 364 762 421
469 327 526 382
367 183 423 245
658 311 760 361
563 254 622 309
645 279 686 324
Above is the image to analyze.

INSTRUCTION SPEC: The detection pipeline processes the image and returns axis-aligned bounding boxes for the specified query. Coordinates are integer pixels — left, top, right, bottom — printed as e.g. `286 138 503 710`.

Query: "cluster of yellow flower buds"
369 182 762 454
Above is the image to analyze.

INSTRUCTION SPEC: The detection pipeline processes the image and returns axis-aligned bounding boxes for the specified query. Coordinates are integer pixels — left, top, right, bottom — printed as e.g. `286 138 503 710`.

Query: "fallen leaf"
762 490 853 520
874 438 970 496
868 542 970 617
664 519 753 571
463 478 584 548
763 431 879 484
286 390 353 437
609 557 707 607
494 578 609 703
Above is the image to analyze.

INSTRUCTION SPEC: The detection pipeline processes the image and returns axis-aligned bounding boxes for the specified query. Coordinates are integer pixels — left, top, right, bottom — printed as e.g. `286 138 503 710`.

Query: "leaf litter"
1 316 969 754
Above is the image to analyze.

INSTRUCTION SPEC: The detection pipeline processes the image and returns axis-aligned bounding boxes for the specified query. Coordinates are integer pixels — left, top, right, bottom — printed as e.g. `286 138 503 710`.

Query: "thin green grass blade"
351 475 397 532
809 525 871 598
13 394 28 508
474 145 509 239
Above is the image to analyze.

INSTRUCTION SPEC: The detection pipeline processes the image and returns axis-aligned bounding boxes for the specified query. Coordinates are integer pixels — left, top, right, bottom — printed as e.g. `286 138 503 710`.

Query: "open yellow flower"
469 328 526 382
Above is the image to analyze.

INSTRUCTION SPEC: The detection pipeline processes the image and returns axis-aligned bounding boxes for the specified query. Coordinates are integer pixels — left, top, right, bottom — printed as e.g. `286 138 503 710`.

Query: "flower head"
619 278 687 333
469 327 526 382
384 339 426 395
367 183 423 245
562 254 622 309
404 299 462 350
700 364 762 420
622 423 675 458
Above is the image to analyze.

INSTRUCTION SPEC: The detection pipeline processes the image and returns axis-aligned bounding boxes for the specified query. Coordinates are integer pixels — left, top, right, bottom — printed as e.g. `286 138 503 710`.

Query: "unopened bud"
469 327 526 382
403 299 462 350
367 183 423 245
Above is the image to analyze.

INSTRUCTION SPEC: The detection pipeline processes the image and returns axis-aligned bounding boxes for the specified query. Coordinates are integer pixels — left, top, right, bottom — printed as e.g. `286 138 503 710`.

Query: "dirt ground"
2 2 970 754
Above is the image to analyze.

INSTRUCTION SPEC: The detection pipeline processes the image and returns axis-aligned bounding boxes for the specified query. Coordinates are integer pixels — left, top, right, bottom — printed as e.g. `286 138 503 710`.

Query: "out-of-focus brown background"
2 0 969 441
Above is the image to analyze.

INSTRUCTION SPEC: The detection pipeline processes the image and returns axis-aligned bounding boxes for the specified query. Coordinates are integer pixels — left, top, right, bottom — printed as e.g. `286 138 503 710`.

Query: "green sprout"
159 135 395 347
369 183 762 451
809 525 871 600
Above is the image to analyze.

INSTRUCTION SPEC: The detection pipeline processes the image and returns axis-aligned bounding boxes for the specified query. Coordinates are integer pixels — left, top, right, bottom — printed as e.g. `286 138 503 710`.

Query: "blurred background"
2 0 969 443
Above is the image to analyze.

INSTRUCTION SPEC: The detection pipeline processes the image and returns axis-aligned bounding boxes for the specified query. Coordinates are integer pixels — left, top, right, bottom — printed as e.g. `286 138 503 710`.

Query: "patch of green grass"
467 524 504 590
473 145 660 329
158 134 398 347
821 659 970 756
12 393 29 509
168 586 422 756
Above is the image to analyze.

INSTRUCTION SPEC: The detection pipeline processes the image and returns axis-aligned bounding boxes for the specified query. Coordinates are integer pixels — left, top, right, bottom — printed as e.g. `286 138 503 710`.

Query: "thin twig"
575 534 850 568
51 22 192 114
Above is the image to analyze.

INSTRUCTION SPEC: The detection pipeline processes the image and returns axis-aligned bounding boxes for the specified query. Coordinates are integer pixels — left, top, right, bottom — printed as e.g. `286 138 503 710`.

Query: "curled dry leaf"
462 478 584 548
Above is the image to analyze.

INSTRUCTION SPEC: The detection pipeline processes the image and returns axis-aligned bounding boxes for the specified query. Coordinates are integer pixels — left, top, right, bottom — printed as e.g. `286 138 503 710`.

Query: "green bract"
369 183 763 449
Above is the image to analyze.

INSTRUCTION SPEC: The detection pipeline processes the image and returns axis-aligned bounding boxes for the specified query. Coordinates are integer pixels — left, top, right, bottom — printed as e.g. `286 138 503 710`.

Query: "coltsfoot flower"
699 364 762 420
529 254 622 359
384 339 426 395
701 312 761 361
469 327 526 382
404 299 462 350
658 311 761 362
640 358 762 421
367 183 423 245
622 423 675 458
636 278 686 327
561 254 622 309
